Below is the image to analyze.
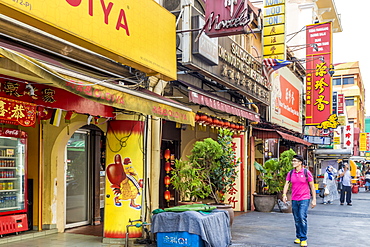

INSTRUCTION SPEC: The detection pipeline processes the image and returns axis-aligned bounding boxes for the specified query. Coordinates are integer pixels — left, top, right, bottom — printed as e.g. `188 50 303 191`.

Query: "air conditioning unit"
176 33 182 58
163 0 181 12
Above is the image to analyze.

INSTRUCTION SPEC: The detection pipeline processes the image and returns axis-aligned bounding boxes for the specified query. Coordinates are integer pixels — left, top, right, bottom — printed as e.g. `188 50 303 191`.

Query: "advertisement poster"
270 67 302 132
104 120 145 238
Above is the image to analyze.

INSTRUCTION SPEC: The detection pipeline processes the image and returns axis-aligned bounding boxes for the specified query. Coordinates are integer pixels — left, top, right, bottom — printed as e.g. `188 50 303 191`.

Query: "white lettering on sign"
265 5 284 16
264 15 284 26
264 0 285 7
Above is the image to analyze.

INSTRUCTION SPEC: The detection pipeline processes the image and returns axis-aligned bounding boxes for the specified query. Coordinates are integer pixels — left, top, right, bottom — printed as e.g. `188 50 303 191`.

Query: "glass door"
65 130 90 228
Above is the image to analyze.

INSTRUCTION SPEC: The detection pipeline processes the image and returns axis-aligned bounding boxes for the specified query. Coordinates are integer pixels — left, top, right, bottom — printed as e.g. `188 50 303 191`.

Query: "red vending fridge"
0 128 28 235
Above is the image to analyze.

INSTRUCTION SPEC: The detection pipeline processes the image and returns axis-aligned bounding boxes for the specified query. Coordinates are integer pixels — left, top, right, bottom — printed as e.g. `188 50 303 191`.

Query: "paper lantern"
164 190 171 201
164 175 171 185
164 149 171 160
165 162 171 172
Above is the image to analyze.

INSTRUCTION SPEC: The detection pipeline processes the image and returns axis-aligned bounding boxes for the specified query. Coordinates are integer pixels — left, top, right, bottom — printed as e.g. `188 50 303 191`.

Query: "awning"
0 46 195 126
313 149 352 159
181 81 260 122
252 127 312 146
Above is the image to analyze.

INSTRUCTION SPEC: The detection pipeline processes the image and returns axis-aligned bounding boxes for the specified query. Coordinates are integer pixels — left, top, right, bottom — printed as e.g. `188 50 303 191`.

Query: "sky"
332 0 370 113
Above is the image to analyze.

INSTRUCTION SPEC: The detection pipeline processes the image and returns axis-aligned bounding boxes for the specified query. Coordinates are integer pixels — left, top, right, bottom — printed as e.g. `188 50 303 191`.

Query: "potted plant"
170 159 210 203
254 149 296 212
170 129 240 224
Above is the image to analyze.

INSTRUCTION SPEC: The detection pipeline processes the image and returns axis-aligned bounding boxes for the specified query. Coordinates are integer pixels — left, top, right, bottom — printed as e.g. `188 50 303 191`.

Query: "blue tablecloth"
152 209 231 247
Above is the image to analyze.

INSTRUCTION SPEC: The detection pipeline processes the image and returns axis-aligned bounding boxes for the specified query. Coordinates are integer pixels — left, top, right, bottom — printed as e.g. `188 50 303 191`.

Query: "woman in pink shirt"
282 155 316 247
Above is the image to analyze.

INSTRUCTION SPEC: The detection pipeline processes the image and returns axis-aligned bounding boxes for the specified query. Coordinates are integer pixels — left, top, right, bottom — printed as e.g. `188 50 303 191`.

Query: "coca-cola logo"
3 129 20 137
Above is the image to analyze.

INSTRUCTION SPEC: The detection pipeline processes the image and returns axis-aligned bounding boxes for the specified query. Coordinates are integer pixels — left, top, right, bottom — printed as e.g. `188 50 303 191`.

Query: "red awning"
252 127 312 146
187 87 260 122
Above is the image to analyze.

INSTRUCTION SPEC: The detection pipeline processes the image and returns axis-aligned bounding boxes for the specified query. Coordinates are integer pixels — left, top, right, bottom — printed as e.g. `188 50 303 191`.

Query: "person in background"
338 162 352 206
282 155 316 247
322 165 338 204
365 167 370 192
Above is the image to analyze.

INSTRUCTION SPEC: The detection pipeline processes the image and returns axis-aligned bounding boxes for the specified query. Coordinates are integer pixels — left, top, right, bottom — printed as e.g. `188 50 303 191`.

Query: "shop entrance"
65 130 91 228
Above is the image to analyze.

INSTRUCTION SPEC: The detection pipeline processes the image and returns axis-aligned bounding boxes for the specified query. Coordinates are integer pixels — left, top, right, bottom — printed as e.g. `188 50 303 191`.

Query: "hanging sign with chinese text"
305 22 332 125
343 123 354 149
263 0 286 59
0 97 36 127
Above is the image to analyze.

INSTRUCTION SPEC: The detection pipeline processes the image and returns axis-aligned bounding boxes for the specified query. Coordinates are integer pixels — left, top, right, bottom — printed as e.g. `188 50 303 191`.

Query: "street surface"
231 187 370 247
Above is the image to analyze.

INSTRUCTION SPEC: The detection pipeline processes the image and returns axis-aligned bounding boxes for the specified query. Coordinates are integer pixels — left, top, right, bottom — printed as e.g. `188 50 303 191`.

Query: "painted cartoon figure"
106 154 143 210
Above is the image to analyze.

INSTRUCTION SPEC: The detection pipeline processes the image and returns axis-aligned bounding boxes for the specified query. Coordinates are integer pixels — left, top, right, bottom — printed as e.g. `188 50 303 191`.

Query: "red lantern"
165 162 171 172
207 116 213 125
230 122 236 129
224 120 230 128
200 113 208 122
164 175 171 185
164 190 171 201
164 149 171 160
195 113 200 122
213 117 219 126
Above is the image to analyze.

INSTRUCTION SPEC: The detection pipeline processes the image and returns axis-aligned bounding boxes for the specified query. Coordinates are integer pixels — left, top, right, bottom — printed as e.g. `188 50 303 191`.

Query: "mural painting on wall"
104 120 145 238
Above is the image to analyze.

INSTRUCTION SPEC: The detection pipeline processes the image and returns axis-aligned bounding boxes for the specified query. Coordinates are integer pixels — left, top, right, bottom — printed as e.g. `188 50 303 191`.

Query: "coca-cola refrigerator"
0 128 28 235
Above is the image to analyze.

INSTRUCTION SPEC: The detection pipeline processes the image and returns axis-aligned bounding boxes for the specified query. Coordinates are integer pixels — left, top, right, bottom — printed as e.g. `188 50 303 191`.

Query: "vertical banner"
343 123 354 150
359 133 367 152
305 22 332 125
225 135 244 211
337 94 344 114
263 0 286 59
104 120 145 238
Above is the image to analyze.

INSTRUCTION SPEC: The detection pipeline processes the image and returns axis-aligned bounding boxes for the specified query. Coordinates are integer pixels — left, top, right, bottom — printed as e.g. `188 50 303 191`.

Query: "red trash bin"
352 185 359 194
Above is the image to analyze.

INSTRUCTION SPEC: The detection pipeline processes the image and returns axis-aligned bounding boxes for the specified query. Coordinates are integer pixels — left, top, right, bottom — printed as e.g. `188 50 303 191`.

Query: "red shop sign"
0 97 36 127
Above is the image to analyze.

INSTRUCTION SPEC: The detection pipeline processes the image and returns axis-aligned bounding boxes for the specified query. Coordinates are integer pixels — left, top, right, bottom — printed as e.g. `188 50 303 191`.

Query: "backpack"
288 168 309 183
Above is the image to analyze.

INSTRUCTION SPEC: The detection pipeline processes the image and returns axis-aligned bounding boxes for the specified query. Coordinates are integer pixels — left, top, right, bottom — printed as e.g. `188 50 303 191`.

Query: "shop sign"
217 38 270 104
192 16 219 65
0 97 36 127
359 133 370 152
337 93 344 114
0 77 114 118
263 0 286 59
343 123 354 149
0 0 177 81
270 67 302 132
305 22 332 126
204 0 250 38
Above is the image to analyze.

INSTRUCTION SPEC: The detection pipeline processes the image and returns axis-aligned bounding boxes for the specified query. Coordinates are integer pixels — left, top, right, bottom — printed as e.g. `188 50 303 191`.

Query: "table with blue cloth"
152 209 231 247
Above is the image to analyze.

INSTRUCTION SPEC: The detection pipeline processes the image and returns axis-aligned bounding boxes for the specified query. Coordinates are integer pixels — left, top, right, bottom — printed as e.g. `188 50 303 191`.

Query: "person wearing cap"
282 154 316 247
338 162 352 206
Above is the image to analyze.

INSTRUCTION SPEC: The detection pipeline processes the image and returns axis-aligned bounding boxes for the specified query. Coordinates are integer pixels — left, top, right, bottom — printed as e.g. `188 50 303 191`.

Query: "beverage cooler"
0 128 28 235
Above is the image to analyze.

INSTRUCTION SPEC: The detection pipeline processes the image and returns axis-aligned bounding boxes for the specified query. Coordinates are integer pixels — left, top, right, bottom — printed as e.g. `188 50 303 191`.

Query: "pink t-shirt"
286 169 313 201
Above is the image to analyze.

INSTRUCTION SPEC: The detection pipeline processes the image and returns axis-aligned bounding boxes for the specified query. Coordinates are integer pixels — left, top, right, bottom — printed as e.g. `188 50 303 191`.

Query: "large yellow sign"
0 0 176 81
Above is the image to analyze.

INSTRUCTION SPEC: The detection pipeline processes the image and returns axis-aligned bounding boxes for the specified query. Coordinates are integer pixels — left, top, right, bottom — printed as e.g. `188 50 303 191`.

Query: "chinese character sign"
359 133 368 152
0 97 36 127
305 22 332 125
263 0 286 59
343 123 354 149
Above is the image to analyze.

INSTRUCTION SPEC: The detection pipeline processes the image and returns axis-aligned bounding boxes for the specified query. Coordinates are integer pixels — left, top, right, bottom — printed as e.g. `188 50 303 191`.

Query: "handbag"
324 187 330 195
319 189 325 198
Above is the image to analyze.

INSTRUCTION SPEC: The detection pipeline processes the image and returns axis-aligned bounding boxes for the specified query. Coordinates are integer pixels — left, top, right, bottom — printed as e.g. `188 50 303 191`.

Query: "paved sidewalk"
231 187 370 247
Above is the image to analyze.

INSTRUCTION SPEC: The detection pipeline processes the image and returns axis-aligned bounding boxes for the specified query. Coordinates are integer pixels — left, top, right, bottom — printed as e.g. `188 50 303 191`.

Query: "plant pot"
276 192 292 213
207 203 234 226
253 194 276 212
178 201 203 205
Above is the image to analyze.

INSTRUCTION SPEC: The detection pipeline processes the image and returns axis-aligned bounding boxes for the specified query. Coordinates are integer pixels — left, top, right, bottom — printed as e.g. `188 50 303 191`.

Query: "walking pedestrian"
338 162 352 206
365 167 370 192
282 155 316 247
322 165 338 204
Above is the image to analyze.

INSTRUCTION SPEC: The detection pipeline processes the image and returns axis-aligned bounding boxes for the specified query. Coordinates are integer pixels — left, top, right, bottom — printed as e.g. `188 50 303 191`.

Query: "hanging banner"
0 96 36 127
224 135 244 211
343 123 354 149
104 120 144 238
305 22 332 125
